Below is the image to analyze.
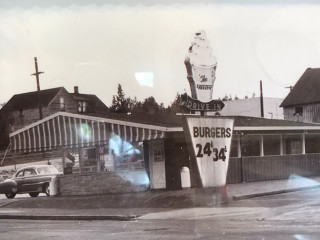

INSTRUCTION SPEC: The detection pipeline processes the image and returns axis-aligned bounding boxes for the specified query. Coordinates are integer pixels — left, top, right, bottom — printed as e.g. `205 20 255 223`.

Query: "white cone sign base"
185 116 234 188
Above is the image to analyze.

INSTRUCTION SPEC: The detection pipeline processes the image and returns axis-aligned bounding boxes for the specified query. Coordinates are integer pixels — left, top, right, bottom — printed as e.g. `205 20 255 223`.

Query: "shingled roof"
280 68 320 107
0 87 64 112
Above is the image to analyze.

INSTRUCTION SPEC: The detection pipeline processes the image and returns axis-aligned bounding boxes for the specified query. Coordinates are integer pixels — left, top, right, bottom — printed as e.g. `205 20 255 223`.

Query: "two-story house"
0 86 108 148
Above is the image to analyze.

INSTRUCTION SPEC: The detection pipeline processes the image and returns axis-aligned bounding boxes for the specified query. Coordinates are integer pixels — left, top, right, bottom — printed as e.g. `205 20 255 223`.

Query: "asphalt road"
0 193 47 207
2 189 320 239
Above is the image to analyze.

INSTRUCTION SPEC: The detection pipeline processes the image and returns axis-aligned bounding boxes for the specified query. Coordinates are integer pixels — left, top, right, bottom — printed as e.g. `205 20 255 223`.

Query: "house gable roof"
280 68 320 107
70 93 109 112
0 87 64 112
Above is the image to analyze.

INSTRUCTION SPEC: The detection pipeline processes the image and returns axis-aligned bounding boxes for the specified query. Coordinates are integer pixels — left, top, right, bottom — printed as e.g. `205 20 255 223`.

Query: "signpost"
182 31 234 191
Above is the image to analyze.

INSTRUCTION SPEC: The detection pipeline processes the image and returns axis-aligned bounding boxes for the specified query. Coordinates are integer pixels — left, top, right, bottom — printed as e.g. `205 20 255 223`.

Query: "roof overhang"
10 112 168 153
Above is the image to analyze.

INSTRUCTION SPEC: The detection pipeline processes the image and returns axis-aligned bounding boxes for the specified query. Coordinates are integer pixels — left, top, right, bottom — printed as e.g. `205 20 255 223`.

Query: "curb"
0 214 140 221
233 184 320 201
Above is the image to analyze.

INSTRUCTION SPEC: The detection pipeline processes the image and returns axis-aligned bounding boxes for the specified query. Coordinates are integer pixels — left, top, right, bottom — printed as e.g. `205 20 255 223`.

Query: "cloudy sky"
1 0 320 107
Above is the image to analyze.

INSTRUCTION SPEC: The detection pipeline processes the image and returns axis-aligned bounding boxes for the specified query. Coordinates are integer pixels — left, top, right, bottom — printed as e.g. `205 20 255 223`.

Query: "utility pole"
260 80 264 118
31 57 44 119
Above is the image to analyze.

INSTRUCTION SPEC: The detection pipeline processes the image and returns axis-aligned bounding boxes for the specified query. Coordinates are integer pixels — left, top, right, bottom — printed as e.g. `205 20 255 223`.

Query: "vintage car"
1 165 62 199
0 176 18 198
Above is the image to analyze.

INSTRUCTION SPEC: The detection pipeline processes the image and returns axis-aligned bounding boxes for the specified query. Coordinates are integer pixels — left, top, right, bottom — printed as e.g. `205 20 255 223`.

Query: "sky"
1 1 320 107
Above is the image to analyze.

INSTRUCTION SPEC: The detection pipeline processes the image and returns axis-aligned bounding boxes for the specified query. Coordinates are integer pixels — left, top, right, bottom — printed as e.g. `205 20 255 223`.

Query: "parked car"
0 176 18 198
1 165 62 199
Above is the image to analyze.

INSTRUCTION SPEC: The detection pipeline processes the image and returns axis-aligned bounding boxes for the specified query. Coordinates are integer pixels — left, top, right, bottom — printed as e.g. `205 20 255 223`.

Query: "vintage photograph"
1 0 320 239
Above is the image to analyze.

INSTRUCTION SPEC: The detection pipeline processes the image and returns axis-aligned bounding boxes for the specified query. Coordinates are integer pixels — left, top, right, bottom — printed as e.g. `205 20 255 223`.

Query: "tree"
142 96 160 114
168 93 182 113
110 84 129 113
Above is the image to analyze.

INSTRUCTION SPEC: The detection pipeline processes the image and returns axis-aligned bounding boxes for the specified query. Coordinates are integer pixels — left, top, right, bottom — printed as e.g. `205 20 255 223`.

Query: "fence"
227 153 320 184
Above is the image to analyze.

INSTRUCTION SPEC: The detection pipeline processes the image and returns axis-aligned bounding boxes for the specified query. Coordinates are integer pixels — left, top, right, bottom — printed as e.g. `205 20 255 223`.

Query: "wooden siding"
48 88 78 114
227 154 320 184
283 103 320 123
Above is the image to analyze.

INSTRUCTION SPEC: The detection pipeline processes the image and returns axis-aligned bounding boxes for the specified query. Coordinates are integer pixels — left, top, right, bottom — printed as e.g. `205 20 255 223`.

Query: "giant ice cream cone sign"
182 31 233 188
181 31 224 111
185 31 217 102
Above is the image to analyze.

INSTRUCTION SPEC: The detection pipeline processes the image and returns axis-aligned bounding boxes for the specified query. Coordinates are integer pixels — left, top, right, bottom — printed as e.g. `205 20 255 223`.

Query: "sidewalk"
1 175 320 220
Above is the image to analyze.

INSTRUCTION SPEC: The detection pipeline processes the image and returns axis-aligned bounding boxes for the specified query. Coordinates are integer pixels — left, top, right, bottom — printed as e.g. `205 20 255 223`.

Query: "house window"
60 97 65 111
78 101 87 113
294 106 303 116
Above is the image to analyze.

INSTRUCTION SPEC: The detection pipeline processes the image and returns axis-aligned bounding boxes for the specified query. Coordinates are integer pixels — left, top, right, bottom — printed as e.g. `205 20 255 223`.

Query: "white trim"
23 131 26 152
124 125 127 141
63 116 67 147
69 117 73 146
9 112 168 137
47 121 51 150
53 118 57 149
166 127 183 132
98 122 101 143
18 134 21 151
42 123 46 150
13 135 17 151
140 128 146 142
10 111 320 138
74 117 78 147
135 128 139 142
91 120 95 146
33 127 36 152
117 124 121 138
38 125 42 150
164 126 320 132
130 126 133 142
103 122 106 143
27 129 31 152
148 129 152 140
80 118 84 147
85 119 89 147
234 126 320 131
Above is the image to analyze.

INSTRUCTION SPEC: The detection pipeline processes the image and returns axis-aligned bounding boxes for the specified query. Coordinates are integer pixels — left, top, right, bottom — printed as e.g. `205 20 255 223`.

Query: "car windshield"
36 166 59 175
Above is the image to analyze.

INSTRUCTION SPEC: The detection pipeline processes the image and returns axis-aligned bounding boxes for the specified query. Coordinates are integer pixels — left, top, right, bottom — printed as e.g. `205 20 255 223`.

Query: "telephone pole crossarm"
31 57 44 119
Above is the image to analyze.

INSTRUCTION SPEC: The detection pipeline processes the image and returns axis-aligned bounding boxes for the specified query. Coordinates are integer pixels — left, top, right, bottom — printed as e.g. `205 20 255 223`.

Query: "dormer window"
78 101 87 113
294 106 303 116
60 97 65 111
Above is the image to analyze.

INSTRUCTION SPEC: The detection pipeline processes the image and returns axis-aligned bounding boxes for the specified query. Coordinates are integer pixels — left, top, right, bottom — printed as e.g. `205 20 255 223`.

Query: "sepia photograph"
1 0 320 239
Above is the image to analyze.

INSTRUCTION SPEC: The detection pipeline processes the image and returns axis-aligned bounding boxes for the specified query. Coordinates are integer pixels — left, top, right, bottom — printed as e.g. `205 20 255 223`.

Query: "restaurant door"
149 139 166 189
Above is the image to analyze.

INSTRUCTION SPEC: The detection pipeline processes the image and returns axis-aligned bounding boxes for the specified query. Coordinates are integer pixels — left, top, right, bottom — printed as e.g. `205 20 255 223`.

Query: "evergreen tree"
142 96 160 114
110 84 129 113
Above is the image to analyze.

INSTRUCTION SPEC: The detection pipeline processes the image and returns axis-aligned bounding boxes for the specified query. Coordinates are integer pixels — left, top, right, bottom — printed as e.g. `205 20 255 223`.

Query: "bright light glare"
287 174 319 188
109 134 140 156
135 72 154 87
79 124 91 140
294 234 311 240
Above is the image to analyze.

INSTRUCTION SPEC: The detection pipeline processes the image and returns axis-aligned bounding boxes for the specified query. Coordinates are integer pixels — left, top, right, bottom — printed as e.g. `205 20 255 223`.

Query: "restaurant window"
241 135 260 157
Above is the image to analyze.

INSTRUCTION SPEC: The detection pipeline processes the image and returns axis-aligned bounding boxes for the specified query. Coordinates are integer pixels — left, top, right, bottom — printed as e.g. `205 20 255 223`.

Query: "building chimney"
74 86 79 94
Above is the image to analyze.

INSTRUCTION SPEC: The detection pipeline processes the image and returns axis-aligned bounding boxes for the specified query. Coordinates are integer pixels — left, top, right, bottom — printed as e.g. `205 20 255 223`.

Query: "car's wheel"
43 183 50 197
5 191 16 199
29 192 39 197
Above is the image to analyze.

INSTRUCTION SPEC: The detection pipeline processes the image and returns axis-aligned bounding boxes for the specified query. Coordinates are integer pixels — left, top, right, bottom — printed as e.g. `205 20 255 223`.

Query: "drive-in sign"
185 116 234 187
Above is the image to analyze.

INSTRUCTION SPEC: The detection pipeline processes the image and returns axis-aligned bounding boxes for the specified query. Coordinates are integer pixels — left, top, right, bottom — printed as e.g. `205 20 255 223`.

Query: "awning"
9 112 167 153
